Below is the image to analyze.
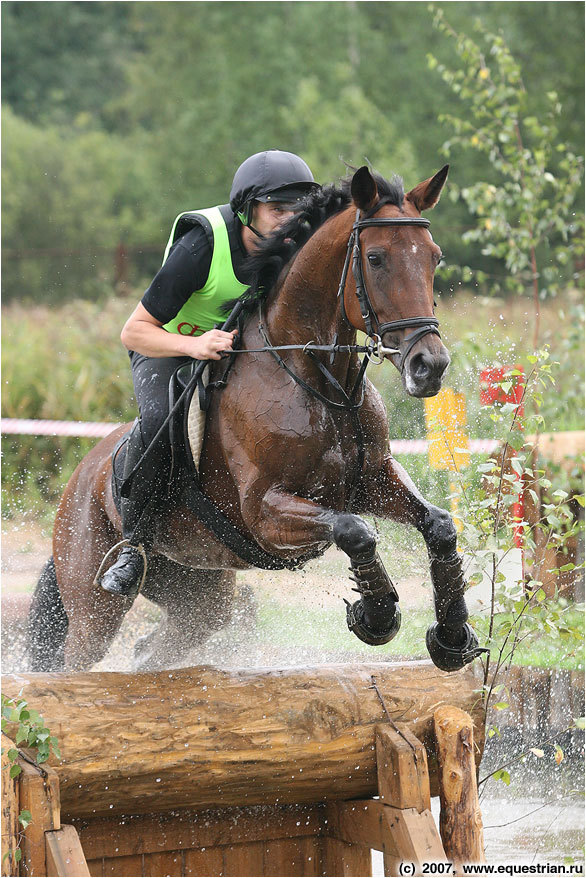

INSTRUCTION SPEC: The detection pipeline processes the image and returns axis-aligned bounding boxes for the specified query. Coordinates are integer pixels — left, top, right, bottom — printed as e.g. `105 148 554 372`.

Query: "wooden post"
321 837 371 877
434 706 485 867
45 826 90 877
1 734 20 877
18 756 61 876
376 725 445 876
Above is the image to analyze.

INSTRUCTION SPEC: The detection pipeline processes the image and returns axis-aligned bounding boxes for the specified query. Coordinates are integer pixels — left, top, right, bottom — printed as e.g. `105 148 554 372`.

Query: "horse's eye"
367 253 382 267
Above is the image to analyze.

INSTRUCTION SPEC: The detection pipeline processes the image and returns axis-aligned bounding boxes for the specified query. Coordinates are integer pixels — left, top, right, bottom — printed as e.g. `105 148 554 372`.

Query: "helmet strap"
247 224 265 240
238 200 265 240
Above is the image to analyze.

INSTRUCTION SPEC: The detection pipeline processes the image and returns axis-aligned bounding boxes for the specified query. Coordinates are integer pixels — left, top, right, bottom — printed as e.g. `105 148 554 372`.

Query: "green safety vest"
162 206 249 336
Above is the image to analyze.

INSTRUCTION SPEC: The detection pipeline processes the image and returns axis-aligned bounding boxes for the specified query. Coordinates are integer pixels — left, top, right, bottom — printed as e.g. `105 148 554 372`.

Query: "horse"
26 164 484 673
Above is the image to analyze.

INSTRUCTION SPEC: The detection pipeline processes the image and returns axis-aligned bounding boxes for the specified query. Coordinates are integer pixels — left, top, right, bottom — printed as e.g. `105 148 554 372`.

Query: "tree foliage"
427 6 584 348
1 2 584 303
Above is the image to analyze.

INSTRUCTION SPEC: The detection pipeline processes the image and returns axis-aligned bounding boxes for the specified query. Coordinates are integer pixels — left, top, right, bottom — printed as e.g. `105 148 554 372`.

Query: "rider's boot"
100 424 162 599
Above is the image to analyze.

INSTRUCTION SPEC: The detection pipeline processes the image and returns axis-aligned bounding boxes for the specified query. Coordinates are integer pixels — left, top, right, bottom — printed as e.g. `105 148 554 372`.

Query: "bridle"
338 210 441 373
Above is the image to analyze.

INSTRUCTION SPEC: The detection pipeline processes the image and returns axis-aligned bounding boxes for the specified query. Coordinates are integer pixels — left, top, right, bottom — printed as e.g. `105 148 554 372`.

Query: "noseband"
338 210 441 372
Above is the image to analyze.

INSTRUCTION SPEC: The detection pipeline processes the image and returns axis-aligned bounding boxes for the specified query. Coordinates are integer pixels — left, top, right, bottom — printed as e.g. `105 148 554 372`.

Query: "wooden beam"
325 799 390 852
75 803 323 861
1 661 485 819
376 724 431 812
325 799 445 873
434 706 485 866
1 734 20 878
45 825 90 877
383 806 446 873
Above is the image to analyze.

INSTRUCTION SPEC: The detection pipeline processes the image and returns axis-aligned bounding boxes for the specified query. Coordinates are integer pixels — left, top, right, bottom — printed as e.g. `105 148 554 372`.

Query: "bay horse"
27 165 484 673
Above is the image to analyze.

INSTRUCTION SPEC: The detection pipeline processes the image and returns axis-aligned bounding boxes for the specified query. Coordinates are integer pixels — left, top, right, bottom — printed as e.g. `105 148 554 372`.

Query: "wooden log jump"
2 661 486 876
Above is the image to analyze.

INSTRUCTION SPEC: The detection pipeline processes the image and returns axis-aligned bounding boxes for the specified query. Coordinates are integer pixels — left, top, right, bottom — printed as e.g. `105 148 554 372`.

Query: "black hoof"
426 621 488 671
346 600 401 646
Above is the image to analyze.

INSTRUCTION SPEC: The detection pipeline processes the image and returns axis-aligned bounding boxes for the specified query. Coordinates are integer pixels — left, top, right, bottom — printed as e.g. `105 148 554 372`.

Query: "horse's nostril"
412 353 432 379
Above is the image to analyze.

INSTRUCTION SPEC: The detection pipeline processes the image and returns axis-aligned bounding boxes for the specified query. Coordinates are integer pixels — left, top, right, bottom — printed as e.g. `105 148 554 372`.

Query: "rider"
100 149 318 598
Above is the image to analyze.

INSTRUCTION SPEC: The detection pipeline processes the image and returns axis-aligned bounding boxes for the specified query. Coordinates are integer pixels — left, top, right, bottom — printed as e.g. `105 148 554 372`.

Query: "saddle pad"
187 365 210 468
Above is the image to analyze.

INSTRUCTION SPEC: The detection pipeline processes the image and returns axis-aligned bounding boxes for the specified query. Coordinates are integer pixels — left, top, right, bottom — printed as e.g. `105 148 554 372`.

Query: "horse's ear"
405 164 449 212
351 166 378 212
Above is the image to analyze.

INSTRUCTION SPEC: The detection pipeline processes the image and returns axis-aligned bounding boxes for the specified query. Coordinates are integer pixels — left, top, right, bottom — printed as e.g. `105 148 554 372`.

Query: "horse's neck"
266 212 355 348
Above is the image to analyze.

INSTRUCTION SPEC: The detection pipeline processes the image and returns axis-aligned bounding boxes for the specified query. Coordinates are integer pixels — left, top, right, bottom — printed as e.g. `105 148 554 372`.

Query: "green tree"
1 1 137 128
427 6 584 348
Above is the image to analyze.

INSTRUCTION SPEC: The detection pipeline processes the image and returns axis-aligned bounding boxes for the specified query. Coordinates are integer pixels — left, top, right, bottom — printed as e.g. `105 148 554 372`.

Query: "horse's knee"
422 505 457 557
332 513 376 561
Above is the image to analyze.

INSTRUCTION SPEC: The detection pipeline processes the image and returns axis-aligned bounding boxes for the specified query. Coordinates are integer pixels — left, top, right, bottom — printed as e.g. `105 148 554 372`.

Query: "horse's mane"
224 171 405 317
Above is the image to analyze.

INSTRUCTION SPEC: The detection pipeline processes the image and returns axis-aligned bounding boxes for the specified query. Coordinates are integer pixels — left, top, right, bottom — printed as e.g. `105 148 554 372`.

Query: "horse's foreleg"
243 488 401 645
357 455 486 670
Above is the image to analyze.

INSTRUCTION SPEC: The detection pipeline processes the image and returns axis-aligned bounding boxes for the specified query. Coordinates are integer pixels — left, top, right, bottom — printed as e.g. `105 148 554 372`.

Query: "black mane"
224 171 405 317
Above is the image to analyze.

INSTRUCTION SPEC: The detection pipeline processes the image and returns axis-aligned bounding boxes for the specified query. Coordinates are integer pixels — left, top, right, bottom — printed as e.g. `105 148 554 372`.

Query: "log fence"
2 661 486 877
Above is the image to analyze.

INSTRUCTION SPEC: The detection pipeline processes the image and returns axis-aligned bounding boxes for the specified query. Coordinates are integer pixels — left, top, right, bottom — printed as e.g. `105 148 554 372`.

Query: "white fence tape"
1 418 500 454
1 418 123 438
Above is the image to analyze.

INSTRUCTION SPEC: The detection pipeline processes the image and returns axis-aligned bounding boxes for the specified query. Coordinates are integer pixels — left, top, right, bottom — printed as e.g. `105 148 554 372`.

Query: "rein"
223 206 442 510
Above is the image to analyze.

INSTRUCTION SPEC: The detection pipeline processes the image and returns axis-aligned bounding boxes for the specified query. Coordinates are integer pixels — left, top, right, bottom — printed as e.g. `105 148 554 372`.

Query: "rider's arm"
120 304 236 360
121 225 236 360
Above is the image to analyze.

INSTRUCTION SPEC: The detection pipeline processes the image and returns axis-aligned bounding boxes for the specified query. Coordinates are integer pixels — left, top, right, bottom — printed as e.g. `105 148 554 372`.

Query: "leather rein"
232 207 442 510
236 207 442 407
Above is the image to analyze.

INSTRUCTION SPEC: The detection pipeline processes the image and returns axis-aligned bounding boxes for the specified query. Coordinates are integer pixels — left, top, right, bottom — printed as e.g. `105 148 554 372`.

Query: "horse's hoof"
426 621 488 672
345 600 401 646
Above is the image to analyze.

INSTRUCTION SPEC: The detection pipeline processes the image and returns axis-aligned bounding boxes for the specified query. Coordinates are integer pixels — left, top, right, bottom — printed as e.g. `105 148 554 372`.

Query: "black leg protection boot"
425 551 488 671
345 552 402 646
100 425 163 599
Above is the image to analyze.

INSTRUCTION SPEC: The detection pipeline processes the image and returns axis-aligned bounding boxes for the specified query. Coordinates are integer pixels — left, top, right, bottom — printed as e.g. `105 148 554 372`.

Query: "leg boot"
100 424 164 599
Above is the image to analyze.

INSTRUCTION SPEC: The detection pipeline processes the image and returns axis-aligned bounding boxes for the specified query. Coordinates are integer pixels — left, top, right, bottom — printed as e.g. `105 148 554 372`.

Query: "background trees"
1 1 584 303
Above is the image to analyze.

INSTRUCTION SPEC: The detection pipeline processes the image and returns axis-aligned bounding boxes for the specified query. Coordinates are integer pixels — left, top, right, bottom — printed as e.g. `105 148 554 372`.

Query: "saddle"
111 356 323 571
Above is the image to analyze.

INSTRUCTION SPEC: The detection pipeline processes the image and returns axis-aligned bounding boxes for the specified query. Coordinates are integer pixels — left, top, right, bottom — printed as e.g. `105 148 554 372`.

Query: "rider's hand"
187 328 238 361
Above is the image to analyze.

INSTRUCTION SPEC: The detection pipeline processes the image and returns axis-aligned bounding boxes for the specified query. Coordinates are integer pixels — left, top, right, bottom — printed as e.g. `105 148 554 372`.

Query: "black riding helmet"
230 149 318 227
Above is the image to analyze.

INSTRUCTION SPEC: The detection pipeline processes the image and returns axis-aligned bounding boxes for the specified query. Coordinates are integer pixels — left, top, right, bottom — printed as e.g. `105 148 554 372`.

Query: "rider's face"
251 201 297 237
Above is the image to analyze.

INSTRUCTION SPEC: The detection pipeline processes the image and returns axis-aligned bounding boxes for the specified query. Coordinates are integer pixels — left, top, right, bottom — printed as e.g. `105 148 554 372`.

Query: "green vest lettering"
162 207 249 336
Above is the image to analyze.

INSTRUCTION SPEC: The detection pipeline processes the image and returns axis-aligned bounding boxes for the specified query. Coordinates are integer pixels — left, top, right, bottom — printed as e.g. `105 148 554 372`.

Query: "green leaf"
15 727 28 746
493 701 509 710
493 768 511 786
18 809 32 829
9 764 22 779
7 748 19 762
15 849 22 864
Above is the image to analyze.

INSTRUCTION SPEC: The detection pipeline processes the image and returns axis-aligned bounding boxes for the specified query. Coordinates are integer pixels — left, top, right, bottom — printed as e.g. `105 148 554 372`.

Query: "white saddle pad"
187 364 210 469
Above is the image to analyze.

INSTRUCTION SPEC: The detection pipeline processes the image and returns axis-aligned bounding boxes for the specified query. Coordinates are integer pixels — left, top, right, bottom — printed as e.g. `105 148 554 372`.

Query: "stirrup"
93 539 148 596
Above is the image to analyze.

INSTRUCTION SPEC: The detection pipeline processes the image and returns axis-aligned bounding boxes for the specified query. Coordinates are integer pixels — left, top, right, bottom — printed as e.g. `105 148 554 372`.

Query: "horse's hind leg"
135 559 238 670
27 557 68 671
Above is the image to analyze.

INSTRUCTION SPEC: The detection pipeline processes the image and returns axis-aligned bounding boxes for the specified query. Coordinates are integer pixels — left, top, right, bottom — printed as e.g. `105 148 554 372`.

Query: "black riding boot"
100 424 164 599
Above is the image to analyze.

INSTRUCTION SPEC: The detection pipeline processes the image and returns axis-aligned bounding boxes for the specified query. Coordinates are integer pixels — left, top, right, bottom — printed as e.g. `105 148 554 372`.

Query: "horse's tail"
26 557 68 672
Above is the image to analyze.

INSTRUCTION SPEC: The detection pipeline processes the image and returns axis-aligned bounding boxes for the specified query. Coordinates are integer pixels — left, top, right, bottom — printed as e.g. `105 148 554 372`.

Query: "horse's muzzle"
402 348 450 398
